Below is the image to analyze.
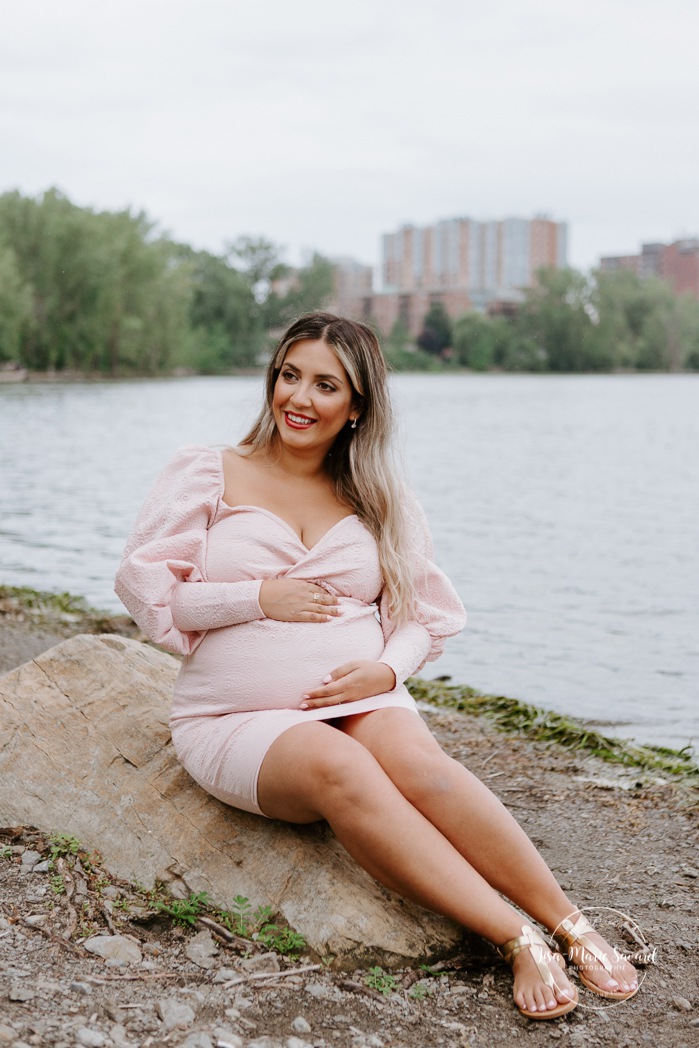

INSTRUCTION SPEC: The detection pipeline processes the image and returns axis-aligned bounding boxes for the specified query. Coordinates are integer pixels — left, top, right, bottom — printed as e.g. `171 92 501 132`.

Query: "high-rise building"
599 239 699 300
369 214 567 334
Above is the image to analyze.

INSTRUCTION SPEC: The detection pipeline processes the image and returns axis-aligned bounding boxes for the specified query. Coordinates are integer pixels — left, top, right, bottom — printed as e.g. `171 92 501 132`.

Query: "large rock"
0 634 462 966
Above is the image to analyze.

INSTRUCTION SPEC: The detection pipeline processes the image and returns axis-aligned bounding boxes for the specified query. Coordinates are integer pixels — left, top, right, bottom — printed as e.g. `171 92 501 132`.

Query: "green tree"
183 248 262 371
417 302 453 356
515 268 607 371
453 312 515 370
0 246 32 362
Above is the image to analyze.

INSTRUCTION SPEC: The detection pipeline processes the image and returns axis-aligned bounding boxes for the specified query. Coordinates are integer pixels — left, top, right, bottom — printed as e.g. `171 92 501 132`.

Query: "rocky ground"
1 590 697 1047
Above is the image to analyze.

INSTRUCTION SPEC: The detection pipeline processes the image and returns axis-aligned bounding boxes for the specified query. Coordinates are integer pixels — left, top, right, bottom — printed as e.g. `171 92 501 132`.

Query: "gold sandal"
498 924 578 1020
553 914 639 1001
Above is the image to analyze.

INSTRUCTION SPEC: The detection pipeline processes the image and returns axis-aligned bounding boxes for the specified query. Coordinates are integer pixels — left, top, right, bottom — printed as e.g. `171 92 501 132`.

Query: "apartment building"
600 239 699 300
365 214 567 335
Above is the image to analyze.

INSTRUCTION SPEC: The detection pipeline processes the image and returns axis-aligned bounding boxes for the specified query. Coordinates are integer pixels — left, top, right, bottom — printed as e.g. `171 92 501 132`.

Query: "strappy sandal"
553 914 639 1001
498 924 578 1020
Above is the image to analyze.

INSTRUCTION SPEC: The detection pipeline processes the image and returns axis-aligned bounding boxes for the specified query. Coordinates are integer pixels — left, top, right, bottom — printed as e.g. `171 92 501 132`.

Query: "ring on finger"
312 592 319 604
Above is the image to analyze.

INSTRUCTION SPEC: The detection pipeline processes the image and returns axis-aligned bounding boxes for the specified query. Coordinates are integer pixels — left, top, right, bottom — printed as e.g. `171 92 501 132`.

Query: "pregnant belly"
172 602 385 717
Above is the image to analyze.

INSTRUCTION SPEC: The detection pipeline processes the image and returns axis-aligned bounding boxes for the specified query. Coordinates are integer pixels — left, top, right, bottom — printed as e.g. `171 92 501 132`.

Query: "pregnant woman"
115 312 638 1020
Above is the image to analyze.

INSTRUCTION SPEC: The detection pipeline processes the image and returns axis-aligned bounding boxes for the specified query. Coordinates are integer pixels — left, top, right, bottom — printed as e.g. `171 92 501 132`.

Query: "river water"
1 373 697 751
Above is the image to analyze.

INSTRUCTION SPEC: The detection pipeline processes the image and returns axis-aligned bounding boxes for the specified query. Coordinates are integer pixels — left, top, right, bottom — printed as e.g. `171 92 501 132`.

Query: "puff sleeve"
114 445 264 654
379 492 466 686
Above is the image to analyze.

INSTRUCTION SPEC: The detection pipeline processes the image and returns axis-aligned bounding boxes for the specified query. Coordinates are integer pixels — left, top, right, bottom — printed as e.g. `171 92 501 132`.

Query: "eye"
280 369 297 382
317 381 337 393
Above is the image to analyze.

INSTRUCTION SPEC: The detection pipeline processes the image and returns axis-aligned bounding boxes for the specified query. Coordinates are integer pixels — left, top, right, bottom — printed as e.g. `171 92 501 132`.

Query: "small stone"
304 981 330 998
672 996 692 1011
185 929 219 969
24 914 48 927
238 951 280 975
20 850 41 867
156 998 196 1030
101 885 120 900
214 968 240 983
70 981 93 996
213 1029 244 1048
290 1018 312 1035
182 1034 213 1048
75 1029 106 1048
9 984 35 1002
32 860 51 873
84 935 142 965
286 1040 312 1048
0 1026 16 1045
142 941 162 956
108 1025 132 1047
681 867 699 878
690 1017 699 1027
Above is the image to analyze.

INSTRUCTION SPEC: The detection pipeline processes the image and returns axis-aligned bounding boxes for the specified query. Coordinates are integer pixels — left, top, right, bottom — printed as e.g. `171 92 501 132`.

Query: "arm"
114 445 265 654
378 492 466 686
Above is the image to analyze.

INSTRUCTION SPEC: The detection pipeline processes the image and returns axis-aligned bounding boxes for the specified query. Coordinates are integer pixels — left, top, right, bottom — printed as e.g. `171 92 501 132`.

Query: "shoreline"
1 584 696 785
2 584 698 1045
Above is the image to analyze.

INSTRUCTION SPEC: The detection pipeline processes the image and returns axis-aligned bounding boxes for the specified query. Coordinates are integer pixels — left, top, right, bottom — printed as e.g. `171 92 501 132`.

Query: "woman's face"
272 338 357 456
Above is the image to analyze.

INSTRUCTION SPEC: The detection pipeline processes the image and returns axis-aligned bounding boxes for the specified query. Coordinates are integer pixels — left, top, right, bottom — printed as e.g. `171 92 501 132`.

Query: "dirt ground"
1 603 697 1048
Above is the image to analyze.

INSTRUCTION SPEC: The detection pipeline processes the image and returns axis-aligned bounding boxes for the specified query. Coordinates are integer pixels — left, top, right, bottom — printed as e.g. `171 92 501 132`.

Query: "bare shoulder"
220 445 268 506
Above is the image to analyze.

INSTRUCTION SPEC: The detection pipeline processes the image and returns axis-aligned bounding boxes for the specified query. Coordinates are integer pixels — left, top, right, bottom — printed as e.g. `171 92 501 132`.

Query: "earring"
351 418 357 429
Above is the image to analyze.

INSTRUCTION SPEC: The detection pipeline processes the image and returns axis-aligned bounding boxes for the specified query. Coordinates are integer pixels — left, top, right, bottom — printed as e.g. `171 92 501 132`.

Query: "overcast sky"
3 0 698 275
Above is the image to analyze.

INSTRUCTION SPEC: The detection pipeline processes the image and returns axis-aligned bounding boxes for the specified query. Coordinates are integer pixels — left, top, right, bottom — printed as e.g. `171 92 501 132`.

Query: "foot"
554 913 639 1000
499 924 577 1019
511 942 577 1017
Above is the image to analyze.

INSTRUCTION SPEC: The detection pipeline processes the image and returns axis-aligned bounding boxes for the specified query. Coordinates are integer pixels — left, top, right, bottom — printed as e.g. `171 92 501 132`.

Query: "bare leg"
257 720 576 1016
340 708 638 997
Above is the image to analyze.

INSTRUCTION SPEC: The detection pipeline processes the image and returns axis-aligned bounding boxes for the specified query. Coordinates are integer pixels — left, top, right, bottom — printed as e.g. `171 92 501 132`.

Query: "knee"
387 741 462 806
307 742 380 813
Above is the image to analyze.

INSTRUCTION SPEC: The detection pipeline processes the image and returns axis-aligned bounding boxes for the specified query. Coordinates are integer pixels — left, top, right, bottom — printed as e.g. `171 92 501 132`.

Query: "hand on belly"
299 660 397 709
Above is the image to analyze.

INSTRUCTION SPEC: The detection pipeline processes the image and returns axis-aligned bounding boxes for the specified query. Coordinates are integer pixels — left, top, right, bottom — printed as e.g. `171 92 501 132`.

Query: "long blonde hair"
240 312 416 622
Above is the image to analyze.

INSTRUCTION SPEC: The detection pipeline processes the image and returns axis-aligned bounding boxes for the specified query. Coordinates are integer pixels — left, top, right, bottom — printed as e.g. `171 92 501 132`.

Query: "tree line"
1 189 698 374
0 189 332 374
407 267 699 372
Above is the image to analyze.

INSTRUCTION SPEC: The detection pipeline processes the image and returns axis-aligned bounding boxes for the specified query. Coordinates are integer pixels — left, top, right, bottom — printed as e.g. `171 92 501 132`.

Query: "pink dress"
115 446 466 816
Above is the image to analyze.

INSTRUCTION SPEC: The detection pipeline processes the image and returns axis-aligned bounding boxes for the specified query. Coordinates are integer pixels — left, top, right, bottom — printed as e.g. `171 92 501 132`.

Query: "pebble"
672 996 692 1011
108 1025 132 1047
212 1029 244 1048
185 929 220 969
214 968 241 983
32 860 51 874
69 982 93 996
286 1039 312 1048
75 1028 106 1048
20 850 42 867
156 998 196 1030
9 984 35 1002
24 914 49 927
181 1034 213 1048
238 952 280 974
290 1017 312 1035
84 934 142 965
100 885 120 900
305 981 331 998
0 1026 15 1045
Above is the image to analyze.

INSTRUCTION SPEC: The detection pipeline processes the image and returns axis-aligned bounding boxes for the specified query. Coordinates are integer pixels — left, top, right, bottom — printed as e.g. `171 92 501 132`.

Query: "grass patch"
407 677 698 782
0 584 131 633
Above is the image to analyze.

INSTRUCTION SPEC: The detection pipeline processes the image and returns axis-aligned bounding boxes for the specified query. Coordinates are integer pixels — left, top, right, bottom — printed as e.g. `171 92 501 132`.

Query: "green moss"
407 677 698 782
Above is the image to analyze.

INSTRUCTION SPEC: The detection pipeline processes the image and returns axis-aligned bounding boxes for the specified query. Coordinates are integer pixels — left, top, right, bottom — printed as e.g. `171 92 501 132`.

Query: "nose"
290 381 313 407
